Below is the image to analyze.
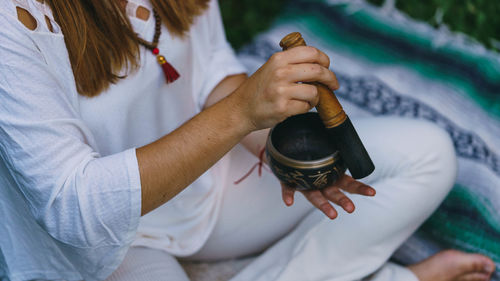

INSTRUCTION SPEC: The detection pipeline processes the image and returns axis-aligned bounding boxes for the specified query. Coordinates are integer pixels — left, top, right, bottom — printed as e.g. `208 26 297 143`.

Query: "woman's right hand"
232 46 340 131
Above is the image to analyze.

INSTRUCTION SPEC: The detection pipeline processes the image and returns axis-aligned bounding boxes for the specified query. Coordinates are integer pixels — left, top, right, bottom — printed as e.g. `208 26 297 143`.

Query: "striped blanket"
237 0 500 278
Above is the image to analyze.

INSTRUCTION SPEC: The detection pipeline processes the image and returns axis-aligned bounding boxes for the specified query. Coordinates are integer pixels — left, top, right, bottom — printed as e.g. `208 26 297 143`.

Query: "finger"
333 174 376 196
281 182 295 206
277 83 319 107
455 272 491 281
321 187 355 213
301 190 338 219
274 46 330 68
285 99 314 116
283 63 339 91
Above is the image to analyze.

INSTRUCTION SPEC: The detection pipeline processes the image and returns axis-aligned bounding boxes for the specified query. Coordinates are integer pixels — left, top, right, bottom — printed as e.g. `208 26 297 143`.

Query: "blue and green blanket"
237 0 500 278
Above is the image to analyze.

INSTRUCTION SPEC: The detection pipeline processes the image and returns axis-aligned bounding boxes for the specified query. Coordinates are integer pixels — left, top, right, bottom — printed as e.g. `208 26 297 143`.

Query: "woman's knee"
358 117 457 195
409 119 457 193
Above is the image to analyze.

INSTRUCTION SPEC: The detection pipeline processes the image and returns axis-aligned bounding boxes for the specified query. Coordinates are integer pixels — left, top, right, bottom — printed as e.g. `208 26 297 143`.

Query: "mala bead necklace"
136 9 180 83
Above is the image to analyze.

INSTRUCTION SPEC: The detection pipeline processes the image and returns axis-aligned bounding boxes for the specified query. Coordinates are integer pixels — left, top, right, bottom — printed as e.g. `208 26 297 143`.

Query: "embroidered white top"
0 0 245 280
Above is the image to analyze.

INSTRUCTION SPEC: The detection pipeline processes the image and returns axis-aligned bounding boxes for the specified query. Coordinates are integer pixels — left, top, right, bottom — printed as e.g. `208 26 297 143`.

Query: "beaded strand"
136 9 180 83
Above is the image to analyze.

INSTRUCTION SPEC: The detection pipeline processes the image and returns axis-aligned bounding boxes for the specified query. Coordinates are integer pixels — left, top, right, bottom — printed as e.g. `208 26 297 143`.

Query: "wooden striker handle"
279 32 347 128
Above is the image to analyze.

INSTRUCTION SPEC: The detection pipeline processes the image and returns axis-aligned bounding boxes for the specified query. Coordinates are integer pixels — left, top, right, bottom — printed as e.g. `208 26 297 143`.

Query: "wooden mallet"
280 32 375 179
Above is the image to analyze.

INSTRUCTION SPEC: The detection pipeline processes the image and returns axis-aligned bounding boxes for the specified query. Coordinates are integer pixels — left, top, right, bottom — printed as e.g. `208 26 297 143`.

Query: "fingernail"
343 204 351 213
329 211 337 220
348 205 355 213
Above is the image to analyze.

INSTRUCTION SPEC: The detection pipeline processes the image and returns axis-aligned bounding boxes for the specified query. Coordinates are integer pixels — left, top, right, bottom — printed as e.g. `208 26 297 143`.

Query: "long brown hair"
47 0 209 97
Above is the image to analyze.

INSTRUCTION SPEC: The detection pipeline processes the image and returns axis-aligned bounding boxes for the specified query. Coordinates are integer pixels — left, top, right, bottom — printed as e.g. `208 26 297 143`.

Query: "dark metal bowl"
266 112 346 190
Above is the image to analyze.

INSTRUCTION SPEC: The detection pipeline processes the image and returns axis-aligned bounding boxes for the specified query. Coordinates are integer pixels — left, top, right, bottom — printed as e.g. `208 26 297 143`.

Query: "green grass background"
220 0 500 52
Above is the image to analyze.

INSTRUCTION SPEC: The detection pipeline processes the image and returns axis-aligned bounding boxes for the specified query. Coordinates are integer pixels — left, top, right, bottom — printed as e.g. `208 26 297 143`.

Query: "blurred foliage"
366 0 385 6
367 0 500 51
219 0 287 50
220 0 500 52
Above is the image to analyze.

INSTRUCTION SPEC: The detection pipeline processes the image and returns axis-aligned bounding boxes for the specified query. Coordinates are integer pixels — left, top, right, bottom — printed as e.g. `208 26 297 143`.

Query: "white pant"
107 117 457 281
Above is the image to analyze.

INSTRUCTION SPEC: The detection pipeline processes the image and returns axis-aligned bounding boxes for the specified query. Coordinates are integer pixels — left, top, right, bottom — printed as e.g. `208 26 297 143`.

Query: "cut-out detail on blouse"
136 5 150 21
123 0 152 22
44 14 53 32
12 0 61 33
16 6 37 31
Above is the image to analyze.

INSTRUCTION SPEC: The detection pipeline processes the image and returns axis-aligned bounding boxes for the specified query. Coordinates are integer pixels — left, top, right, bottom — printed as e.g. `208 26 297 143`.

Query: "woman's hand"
231 46 339 131
281 175 376 219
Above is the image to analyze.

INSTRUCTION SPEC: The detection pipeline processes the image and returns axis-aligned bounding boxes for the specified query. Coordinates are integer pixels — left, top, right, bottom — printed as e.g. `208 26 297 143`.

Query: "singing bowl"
266 112 346 190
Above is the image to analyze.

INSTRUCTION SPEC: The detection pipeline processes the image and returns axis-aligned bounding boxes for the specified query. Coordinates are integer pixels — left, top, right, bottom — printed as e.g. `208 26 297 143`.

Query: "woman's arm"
203 74 270 158
137 46 337 215
137 89 251 215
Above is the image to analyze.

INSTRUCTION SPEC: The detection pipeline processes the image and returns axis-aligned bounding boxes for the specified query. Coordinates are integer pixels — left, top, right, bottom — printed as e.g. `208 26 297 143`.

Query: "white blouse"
0 0 246 280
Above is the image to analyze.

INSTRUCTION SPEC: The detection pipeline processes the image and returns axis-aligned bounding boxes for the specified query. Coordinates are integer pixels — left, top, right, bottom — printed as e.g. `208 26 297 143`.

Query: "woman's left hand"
281 174 376 219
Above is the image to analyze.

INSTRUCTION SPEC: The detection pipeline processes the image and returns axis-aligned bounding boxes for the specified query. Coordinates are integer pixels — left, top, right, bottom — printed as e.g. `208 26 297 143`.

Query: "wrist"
207 91 255 142
223 87 258 134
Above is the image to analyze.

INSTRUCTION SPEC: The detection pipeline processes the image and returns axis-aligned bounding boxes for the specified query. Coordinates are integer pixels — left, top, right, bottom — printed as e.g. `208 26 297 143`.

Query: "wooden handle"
280 32 346 128
279 32 375 179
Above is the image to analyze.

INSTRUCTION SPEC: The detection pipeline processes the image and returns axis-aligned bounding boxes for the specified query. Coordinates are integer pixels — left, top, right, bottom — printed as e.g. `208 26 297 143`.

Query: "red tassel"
157 54 180 84
160 60 180 83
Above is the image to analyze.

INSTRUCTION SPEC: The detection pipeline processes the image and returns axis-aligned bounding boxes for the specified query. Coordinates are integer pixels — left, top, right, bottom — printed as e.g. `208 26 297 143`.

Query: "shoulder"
199 0 221 24
0 0 40 32
0 1 38 54
0 0 16 16
189 0 225 39
0 4 38 70
0 0 24 34
0 1 78 108
0 0 61 41
0 0 67 68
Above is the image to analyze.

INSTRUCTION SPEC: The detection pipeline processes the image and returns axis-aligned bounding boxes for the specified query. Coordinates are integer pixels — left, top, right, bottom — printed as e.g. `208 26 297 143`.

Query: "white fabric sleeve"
197 0 247 110
0 11 141 280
